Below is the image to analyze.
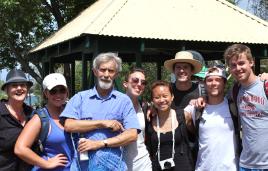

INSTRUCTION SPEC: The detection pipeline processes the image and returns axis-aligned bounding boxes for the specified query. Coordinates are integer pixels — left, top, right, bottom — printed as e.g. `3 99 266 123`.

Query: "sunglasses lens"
131 78 139 84
49 89 57 95
141 80 147 86
131 78 147 86
49 87 66 95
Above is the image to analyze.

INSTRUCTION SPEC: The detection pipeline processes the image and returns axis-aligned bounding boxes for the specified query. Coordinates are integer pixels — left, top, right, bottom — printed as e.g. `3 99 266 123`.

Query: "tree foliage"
0 0 96 85
227 0 241 4
245 0 268 20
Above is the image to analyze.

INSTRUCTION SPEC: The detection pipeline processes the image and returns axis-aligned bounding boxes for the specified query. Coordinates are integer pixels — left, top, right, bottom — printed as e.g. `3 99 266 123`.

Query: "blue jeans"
240 167 268 171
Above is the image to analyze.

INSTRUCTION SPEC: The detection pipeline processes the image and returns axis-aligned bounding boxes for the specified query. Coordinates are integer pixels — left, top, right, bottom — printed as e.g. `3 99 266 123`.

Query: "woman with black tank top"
145 80 194 171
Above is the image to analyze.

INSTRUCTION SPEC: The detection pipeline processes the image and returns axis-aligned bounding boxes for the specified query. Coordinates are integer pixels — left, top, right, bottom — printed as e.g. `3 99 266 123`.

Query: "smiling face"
205 75 225 98
152 85 174 112
123 71 146 98
93 60 118 90
6 83 29 103
173 62 194 83
228 53 254 85
44 85 68 107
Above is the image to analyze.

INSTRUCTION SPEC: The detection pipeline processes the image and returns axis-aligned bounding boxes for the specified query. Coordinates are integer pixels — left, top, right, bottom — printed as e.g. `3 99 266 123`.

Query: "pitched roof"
30 0 268 53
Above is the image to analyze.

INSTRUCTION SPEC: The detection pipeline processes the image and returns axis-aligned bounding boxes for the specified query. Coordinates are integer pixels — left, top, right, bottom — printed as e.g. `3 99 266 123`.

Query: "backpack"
31 108 50 155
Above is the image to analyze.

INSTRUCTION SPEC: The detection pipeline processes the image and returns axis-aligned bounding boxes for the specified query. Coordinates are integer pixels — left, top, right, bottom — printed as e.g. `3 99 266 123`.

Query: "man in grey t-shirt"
224 44 268 171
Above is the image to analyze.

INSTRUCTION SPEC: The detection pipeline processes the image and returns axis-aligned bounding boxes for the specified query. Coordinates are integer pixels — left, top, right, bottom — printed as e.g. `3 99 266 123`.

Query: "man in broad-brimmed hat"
162 50 204 166
164 50 203 109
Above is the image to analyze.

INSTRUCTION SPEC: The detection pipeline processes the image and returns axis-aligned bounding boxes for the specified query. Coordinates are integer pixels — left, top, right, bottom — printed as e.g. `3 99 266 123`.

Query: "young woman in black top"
146 80 194 171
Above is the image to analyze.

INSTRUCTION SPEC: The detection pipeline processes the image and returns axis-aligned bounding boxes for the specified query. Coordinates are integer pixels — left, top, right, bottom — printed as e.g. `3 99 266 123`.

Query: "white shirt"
184 98 238 171
124 105 152 171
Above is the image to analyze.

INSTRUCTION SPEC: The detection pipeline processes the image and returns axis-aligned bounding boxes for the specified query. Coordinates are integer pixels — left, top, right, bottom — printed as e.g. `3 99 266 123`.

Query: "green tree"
235 0 268 20
0 80 7 99
0 0 96 85
247 0 268 20
226 0 242 5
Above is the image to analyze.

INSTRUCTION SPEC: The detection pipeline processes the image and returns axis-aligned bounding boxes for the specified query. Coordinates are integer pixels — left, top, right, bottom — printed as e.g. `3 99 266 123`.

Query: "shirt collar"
89 86 116 100
0 100 9 116
0 99 32 117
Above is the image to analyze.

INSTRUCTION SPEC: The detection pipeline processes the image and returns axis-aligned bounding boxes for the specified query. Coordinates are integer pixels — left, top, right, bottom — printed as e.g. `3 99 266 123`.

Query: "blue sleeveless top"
32 108 75 171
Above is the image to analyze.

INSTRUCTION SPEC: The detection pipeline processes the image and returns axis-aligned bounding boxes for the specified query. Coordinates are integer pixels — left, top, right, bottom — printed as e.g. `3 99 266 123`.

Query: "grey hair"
93 52 122 72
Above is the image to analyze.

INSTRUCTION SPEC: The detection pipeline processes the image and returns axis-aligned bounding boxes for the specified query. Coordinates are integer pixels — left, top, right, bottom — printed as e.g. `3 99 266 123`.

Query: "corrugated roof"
30 0 268 53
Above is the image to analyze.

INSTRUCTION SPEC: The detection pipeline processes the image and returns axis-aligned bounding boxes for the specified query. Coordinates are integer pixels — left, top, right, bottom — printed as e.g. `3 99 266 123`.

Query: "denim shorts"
240 167 268 171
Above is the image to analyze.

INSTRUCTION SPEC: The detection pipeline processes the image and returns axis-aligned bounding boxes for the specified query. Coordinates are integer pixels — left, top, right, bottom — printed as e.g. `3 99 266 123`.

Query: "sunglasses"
131 77 147 86
49 87 67 95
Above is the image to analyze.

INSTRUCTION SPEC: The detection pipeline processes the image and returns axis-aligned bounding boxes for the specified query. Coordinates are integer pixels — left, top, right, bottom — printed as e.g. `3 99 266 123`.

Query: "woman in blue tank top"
14 73 78 171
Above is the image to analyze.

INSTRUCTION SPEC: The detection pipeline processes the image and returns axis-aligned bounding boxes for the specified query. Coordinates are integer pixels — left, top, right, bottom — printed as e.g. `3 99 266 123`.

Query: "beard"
97 78 113 90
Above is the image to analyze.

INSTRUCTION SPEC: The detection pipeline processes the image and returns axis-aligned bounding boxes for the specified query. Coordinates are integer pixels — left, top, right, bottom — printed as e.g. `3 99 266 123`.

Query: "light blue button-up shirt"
60 86 140 170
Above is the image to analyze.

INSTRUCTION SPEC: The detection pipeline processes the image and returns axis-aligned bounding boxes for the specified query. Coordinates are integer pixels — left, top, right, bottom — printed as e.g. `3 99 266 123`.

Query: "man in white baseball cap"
184 66 238 171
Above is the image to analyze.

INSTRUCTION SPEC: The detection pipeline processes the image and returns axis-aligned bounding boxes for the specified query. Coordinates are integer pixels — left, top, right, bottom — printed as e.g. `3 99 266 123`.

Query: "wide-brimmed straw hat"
1 69 33 90
164 51 203 74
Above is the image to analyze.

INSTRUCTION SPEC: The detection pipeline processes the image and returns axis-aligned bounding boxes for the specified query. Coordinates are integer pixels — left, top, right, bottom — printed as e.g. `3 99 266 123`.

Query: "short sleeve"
60 93 82 120
121 96 141 132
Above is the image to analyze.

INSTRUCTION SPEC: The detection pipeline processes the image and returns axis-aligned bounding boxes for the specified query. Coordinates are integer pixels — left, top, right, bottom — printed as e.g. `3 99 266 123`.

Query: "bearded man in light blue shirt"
60 52 140 171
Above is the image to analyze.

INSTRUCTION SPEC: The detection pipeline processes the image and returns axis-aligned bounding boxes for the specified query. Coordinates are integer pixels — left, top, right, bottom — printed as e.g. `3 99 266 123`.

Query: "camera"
159 158 175 170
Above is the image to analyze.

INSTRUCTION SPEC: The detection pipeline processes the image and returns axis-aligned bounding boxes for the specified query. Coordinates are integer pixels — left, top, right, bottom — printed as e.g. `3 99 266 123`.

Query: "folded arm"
78 128 138 152
63 118 124 133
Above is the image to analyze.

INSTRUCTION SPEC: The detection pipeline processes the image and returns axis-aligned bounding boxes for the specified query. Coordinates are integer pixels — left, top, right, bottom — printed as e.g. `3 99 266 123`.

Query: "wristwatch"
103 139 108 147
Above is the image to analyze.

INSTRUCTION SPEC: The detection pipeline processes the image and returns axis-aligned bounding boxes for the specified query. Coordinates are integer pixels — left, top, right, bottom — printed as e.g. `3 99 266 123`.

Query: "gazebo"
29 0 268 96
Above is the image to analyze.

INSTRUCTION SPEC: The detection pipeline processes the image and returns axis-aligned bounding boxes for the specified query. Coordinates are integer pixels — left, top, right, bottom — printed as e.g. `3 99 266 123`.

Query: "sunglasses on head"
49 87 67 95
131 77 147 86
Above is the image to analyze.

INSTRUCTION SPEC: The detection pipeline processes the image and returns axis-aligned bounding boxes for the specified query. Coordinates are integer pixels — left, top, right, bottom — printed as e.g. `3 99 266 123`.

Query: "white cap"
42 73 67 90
205 66 227 79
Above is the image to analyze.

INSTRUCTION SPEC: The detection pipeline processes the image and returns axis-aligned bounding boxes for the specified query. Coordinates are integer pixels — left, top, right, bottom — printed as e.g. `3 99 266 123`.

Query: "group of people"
0 43 267 171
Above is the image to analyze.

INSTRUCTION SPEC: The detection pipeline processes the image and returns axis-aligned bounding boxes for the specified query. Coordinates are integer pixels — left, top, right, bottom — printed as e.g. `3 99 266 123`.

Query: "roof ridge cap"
98 0 129 34
81 0 119 33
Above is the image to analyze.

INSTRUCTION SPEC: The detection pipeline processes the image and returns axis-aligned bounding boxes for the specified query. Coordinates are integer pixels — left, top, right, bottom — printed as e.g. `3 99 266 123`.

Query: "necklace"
156 110 174 132
6 103 25 124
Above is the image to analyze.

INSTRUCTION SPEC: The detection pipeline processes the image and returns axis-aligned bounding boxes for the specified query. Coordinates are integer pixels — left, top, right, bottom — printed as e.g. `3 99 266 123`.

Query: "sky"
0 69 8 81
0 0 257 81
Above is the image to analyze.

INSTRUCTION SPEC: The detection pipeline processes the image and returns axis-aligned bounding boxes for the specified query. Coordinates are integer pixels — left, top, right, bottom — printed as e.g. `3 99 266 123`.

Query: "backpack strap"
176 108 187 154
230 82 243 156
227 98 242 156
176 108 195 167
194 107 204 139
32 108 50 154
37 109 50 144
198 82 207 98
264 80 268 100
231 82 240 105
